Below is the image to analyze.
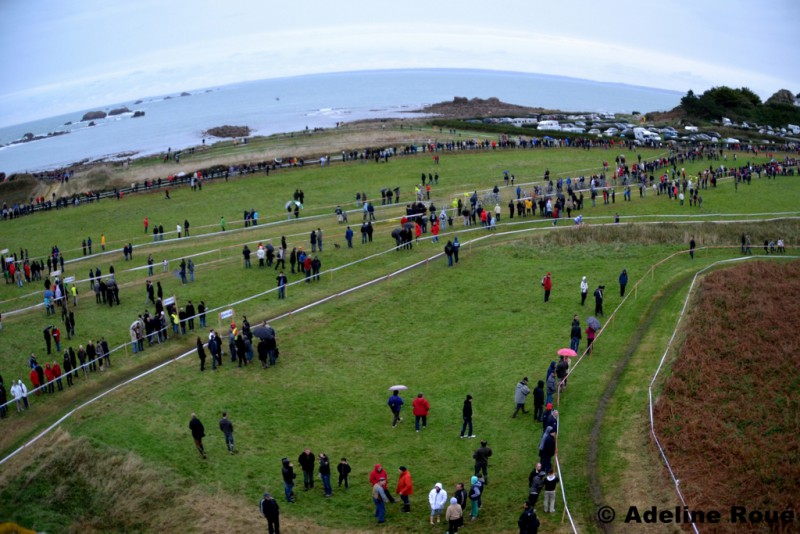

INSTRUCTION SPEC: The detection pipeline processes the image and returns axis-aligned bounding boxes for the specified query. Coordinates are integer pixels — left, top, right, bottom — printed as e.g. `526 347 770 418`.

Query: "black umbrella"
251 324 275 340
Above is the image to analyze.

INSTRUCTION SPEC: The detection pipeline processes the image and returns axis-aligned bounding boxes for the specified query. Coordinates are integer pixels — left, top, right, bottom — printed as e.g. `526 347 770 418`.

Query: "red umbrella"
557 348 578 357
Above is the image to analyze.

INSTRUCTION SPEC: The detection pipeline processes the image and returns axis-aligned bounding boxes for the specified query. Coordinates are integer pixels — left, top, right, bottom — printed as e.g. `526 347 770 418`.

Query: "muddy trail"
585 271 695 533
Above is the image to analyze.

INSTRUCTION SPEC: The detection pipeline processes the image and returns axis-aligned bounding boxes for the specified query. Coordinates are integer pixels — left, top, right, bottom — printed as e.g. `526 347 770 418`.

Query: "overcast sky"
1 0 798 128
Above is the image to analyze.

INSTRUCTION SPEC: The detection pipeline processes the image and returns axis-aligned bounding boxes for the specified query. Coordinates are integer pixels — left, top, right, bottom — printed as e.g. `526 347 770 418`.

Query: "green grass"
0 134 798 533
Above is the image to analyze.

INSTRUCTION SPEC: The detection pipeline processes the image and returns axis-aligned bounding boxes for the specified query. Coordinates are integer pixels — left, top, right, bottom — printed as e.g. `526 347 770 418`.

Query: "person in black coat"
594 285 604 316
518 501 540 534
570 315 582 353
189 413 206 459
542 408 558 436
619 269 628 297
281 458 296 503
533 381 544 422
235 334 247 367
196 338 206 371
258 338 270 369
260 492 280 534
298 448 315 490
539 429 556 473
460 395 474 438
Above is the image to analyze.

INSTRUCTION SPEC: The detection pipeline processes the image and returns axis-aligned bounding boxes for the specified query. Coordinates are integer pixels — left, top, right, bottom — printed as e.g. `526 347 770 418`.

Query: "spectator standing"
428 482 448 525
412 392 430 432
281 458 296 503
373 477 388 524
396 466 413 513
542 470 560 513
298 448 315 491
460 394 475 438
533 381 545 422
512 377 531 418
469 475 483 521
319 453 332 497
570 315 582 353
337 458 351 490
580 276 589 306
541 272 553 303
619 269 628 297
473 440 493 484
259 492 280 534
594 285 604 316
446 497 464 533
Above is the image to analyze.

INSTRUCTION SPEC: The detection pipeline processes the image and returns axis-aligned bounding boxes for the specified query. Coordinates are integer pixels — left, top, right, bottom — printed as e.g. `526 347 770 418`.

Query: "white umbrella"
388 385 407 391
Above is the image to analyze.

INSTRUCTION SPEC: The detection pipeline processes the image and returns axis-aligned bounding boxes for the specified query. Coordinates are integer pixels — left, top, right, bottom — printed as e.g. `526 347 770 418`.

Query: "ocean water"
0 69 681 175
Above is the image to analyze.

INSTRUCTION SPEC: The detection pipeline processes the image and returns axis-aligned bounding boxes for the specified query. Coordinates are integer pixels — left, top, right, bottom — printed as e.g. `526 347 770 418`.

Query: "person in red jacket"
431 220 440 243
542 272 553 303
412 392 431 432
303 256 312 284
52 326 62 352
369 464 396 503
29 369 40 396
396 466 414 513
44 363 55 394
52 361 63 391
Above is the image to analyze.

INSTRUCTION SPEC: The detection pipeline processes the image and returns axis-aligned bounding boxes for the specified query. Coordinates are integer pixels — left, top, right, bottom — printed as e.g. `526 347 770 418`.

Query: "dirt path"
585 272 694 532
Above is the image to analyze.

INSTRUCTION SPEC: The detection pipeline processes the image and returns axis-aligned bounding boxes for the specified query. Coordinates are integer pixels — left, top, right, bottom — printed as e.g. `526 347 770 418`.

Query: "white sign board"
220 309 234 320
0 249 8 254
163 296 176 306
51 270 61 277
64 276 75 284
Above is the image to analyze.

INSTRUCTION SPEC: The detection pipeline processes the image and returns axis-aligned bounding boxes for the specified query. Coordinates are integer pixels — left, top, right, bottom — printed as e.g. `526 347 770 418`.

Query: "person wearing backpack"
469 475 483 521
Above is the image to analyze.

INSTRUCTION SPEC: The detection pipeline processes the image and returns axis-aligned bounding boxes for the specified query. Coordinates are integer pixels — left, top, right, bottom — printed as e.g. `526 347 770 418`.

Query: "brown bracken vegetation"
654 260 800 533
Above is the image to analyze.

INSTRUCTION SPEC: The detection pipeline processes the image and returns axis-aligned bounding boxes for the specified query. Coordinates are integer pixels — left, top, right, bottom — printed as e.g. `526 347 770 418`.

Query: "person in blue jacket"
388 390 404 427
619 269 628 297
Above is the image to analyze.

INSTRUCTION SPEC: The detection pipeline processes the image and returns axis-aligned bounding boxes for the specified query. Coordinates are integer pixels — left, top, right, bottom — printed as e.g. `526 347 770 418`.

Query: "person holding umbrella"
388 389 404 427
586 316 601 355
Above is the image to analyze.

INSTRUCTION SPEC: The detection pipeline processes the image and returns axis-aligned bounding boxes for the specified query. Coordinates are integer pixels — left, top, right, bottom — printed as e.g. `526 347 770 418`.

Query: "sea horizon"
0 68 683 175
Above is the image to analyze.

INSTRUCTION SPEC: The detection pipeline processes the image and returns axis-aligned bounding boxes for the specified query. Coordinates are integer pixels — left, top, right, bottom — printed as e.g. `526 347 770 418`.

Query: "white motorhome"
538 120 561 131
788 124 800 135
634 127 661 142
721 117 732 126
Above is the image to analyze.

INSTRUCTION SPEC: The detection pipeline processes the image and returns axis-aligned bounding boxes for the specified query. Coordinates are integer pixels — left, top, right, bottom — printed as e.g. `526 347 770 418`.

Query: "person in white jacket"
580 276 589 306
17 379 29 410
428 482 448 525
10 381 22 412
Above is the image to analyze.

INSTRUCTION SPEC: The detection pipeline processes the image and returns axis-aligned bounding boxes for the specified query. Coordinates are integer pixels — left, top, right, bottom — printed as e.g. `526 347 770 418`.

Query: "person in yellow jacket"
100 234 106 251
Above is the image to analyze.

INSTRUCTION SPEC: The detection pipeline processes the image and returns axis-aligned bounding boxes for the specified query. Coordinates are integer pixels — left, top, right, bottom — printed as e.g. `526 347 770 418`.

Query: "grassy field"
0 135 798 533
